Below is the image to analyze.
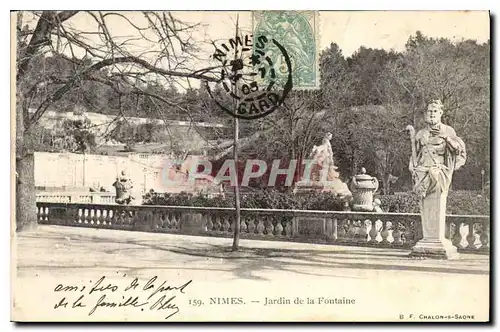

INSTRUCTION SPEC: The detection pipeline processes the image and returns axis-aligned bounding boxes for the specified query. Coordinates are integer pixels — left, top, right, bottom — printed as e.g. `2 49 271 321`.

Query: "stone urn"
348 168 379 211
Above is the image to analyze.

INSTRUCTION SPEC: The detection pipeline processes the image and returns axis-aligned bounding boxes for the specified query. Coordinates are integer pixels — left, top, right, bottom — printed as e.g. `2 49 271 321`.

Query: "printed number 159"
189 299 203 307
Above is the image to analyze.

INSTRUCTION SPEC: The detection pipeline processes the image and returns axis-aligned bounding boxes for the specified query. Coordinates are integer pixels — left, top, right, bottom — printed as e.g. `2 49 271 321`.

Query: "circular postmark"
206 34 293 120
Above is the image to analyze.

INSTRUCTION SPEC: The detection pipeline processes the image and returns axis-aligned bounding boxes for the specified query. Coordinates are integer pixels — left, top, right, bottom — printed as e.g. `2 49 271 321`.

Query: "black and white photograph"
10 9 491 322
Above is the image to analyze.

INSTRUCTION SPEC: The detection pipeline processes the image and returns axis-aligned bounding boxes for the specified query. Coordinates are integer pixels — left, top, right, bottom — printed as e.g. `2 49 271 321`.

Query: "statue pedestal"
293 180 325 194
409 238 458 259
409 189 458 259
293 179 352 199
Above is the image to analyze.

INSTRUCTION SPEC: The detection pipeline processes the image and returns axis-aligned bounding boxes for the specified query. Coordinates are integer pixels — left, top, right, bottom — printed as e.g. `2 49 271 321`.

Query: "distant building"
29 108 227 156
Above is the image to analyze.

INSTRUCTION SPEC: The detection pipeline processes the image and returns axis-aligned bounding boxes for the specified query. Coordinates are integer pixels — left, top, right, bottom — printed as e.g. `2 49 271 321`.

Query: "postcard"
11 10 490 322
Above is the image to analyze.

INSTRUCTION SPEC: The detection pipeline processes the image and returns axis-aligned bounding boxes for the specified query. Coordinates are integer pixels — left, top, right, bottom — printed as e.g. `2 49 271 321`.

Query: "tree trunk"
231 116 241 251
231 17 241 251
381 174 389 196
16 152 37 232
16 97 38 232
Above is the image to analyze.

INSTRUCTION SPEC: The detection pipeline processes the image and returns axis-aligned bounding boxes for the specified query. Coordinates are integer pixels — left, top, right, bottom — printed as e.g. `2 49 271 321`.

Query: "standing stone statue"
309 132 340 181
294 132 351 198
406 100 466 259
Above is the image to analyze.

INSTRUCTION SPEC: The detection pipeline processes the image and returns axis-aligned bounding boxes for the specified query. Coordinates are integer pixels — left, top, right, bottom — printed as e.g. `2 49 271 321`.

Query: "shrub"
447 190 490 215
378 190 489 215
143 190 349 211
143 190 489 215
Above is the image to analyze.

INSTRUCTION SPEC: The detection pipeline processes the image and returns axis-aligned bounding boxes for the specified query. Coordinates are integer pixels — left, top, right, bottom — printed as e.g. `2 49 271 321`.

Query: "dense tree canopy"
27 29 490 192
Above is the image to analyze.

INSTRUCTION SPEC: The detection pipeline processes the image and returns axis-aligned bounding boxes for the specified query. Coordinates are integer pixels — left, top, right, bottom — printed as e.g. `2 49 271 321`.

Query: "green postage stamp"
252 11 320 89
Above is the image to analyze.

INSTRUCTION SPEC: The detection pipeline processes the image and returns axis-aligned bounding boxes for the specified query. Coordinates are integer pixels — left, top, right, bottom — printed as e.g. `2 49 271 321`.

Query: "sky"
174 11 490 56
21 10 490 89
185 11 490 89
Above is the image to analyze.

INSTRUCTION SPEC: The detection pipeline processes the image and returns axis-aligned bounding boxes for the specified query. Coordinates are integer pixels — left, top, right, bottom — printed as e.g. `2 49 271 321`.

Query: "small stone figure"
113 170 134 205
406 100 467 259
373 198 383 213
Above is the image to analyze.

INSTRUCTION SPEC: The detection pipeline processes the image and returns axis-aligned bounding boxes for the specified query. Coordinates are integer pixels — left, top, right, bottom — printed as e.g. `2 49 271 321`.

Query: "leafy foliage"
143 190 349 211
144 189 489 215
30 118 96 153
379 191 490 215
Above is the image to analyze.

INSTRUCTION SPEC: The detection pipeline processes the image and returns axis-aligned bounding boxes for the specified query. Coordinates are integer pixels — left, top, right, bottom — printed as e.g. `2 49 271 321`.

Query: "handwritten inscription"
53 275 192 320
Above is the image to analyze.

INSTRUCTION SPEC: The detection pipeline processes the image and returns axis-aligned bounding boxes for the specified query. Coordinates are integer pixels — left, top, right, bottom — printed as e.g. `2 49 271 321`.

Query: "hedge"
378 190 490 215
143 190 489 216
143 190 349 211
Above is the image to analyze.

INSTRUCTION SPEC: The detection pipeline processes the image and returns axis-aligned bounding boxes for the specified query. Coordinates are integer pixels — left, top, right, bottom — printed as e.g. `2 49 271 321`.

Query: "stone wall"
34 152 219 196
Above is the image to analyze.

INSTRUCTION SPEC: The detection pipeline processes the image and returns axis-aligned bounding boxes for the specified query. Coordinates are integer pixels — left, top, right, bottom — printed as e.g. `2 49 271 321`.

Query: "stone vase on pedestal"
348 168 379 212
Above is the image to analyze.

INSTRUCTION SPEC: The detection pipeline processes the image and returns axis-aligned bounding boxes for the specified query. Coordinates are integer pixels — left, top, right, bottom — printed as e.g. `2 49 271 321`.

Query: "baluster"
145 211 154 230
170 213 178 229
77 208 83 224
275 219 284 237
129 210 139 229
222 216 230 233
96 209 103 225
392 222 403 245
93 209 100 226
452 222 463 248
405 220 417 244
240 217 248 233
83 209 89 224
466 222 477 249
132 210 142 229
154 213 162 230
375 220 384 242
284 219 292 237
346 220 356 240
121 210 129 228
399 220 408 244
480 223 489 251
256 218 265 235
369 219 378 244
110 209 118 226
357 219 369 242
91 209 97 225
201 214 208 232
175 213 182 229
380 221 390 244
214 216 222 232
337 219 346 240
122 210 130 228
247 218 256 234
114 210 122 227
40 206 47 223
150 211 159 229
330 218 338 241
107 209 113 226
265 217 274 237
206 215 214 232
37 206 43 222
163 214 170 229
120 208 129 228
229 216 235 233
102 209 108 226
445 220 453 240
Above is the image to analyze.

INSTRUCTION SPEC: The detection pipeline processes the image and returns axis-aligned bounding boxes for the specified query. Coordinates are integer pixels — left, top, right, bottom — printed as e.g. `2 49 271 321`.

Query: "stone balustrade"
36 192 116 204
36 202 490 254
